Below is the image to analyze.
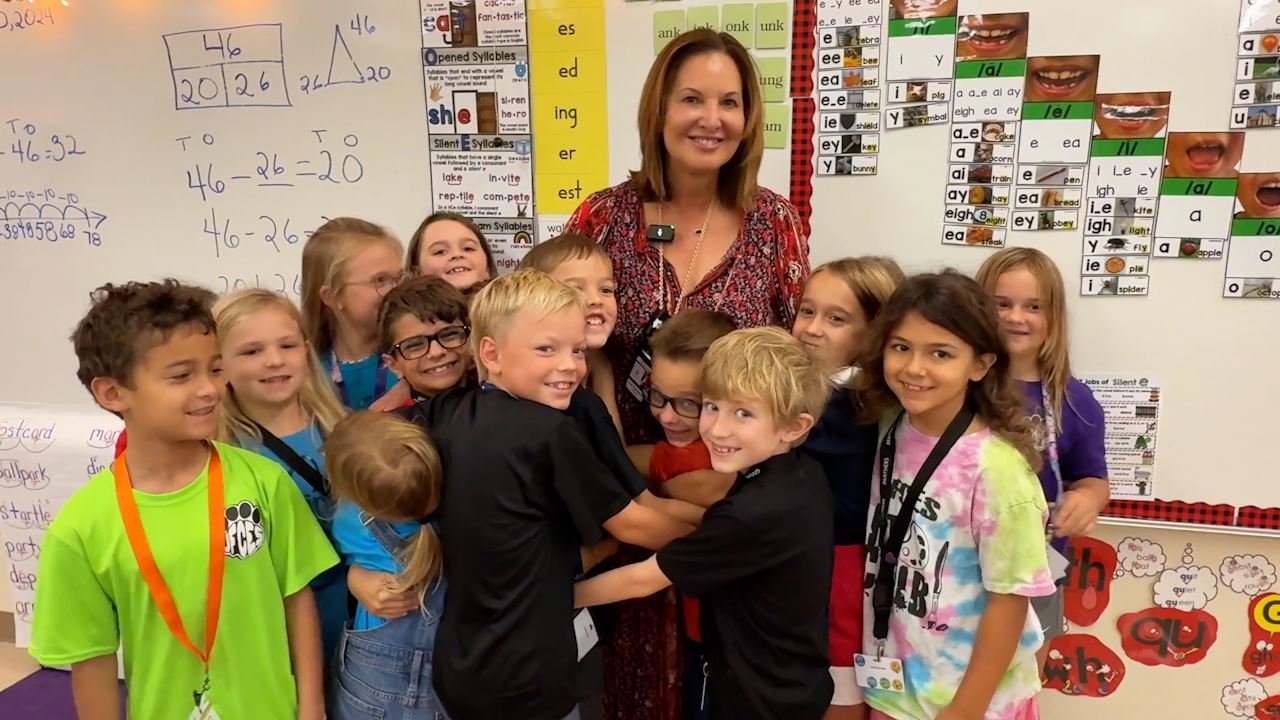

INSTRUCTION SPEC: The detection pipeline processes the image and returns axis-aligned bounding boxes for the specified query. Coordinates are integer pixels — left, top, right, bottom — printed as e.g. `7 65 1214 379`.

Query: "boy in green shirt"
30 280 338 719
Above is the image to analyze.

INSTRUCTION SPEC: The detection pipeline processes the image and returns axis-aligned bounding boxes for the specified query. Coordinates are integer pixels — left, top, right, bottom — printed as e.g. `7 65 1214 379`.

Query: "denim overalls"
331 512 449 720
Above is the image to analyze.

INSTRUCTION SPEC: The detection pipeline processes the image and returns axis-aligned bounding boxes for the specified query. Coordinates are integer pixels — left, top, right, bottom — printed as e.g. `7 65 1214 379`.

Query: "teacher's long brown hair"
632 28 764 213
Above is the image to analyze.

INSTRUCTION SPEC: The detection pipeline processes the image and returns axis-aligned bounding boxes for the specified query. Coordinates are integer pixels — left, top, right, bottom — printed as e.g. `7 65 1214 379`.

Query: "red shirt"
565 182 809 445
650 439 715 642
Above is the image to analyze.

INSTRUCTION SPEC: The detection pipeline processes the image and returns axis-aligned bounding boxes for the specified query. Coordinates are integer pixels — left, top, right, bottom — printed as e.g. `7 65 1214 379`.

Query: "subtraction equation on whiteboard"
163 24 292 110
1 119 87 164
0 5 53 33
1 188 107 247
201 207 331 258
176 130 366 201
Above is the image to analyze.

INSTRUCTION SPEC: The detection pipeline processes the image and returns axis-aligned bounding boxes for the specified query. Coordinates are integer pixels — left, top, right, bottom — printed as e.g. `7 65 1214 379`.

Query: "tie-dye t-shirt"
862 421 1055 720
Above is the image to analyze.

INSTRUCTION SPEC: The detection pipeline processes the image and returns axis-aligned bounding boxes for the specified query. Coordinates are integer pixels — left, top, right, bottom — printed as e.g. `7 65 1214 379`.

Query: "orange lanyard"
113 447 225 673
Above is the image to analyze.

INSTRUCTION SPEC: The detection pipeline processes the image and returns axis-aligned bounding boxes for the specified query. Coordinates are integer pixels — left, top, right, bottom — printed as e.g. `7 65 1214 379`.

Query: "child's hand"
369 382 412 412
1050 489 1100 537
348 565 418 619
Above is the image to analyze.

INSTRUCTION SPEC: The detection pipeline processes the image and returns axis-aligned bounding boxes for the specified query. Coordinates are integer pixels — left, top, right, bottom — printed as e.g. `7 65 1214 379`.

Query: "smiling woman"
563 28 809 720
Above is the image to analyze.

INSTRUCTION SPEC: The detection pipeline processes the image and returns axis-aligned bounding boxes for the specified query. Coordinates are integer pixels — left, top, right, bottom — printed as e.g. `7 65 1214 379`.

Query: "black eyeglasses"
647 387 702 419
391 325 470 361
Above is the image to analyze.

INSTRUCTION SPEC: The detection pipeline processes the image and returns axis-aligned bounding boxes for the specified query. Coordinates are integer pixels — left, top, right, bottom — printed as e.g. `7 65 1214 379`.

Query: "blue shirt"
244 422 348 660
332 501 422 630
324 351 399 410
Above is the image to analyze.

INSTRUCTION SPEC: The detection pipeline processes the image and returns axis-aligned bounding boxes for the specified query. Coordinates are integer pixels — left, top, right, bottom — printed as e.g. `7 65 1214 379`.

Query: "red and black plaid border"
788 0 816 235
790 98 815 237
1103 499 1237 527
1237 506 1280 531
790 0 815 97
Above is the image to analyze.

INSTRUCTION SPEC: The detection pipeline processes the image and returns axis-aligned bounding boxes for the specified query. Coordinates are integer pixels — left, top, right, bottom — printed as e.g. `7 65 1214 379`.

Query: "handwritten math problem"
163 24 292 110
177 130 367 201
1 119 87 164
298 15 392 95
1 188 107 247
201 207 330 258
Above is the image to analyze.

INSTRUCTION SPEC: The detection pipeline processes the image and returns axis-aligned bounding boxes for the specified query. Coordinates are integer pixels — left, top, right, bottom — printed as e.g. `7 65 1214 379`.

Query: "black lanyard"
252 420 329 496
870 406 974 652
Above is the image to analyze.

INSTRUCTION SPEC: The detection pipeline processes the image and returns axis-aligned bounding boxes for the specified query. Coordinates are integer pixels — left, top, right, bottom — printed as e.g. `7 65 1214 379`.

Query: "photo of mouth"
889 0 958 20
1092 92 1171 139
1025 55 1100 103
1235 173 1280 218
956 13 1029 62
1164 132 1245 179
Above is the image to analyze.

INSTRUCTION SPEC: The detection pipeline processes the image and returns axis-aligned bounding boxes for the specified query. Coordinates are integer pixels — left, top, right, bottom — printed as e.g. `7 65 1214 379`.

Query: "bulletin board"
605 0 1280 531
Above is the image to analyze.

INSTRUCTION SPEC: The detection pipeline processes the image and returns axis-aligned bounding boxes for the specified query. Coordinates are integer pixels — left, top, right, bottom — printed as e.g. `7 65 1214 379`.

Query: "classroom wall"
1040 524 1280 719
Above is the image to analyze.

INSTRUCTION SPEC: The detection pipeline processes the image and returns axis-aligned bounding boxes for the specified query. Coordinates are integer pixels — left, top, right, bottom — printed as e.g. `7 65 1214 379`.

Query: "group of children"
29 208 1110 720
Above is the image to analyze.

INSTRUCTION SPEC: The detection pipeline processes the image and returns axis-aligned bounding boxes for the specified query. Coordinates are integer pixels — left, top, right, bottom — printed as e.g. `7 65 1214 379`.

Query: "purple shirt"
1020 379 1108 552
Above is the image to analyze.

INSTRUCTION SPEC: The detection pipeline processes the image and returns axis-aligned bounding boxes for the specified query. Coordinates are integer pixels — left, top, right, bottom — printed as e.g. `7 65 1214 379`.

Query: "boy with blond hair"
575 327 836 720
406 269 692 720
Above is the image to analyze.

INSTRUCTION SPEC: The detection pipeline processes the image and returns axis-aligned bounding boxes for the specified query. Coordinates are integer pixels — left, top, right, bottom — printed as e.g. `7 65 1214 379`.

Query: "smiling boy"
378 275 475 401
406 270 693 720
574 327 835 720
31 280 337 719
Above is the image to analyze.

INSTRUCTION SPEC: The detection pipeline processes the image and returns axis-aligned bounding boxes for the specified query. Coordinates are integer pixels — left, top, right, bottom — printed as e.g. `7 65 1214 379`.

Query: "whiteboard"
1 1 431 405
602 0 1280 514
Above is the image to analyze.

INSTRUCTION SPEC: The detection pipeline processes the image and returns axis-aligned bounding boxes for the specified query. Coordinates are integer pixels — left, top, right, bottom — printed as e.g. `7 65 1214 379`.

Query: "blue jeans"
331 576 449 719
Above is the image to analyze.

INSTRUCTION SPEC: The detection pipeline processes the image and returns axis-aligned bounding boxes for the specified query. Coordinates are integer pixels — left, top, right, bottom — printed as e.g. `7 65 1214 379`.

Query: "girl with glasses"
301 217 411 411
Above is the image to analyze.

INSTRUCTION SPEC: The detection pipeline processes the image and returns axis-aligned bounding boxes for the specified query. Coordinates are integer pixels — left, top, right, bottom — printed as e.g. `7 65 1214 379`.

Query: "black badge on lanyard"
625 310 671 403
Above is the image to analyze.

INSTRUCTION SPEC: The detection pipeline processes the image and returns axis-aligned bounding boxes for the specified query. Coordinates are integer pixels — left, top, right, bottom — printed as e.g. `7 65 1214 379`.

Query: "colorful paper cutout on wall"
1115 536 1165 578
1222 678 1269 717
1256 695 1280 720
1244 593 1280 677
1117 607 1218 667
1153 565 1219 611
1041 633 1125 697
1064 536 1117 626
1223 555 1279 596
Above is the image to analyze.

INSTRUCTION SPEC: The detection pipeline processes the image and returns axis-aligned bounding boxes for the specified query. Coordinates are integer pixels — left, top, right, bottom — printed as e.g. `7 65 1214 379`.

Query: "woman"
564 28 810 720
566 28 809 447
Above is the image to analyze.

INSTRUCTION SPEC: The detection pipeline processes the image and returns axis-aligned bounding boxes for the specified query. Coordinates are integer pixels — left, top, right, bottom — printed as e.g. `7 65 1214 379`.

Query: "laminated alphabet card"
940 13 1028 248
1011 55 1099 232
1080 92 1170 297
1230 0 1280 129
1152 132 1245 265
884 0 956 129
1224 172 1280 299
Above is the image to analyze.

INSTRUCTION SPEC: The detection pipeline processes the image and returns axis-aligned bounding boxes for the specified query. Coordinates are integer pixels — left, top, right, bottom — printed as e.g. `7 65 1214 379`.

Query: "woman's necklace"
657 197 716 310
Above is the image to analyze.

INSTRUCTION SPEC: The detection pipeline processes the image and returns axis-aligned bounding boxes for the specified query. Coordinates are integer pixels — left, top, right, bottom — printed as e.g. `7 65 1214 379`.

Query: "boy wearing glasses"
378 276 475 402
624 308 738 720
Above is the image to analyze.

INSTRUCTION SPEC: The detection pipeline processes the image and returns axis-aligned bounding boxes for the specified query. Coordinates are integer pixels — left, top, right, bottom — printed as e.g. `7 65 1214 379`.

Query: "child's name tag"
189 693 220 720
574 608 598 661
853 653 906 693
1048 546 1070 582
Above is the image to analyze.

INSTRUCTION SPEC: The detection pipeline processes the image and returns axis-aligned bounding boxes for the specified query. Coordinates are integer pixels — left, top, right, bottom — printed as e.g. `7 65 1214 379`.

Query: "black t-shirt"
405 387 634 720
563 387 647 497
657 449 835 720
